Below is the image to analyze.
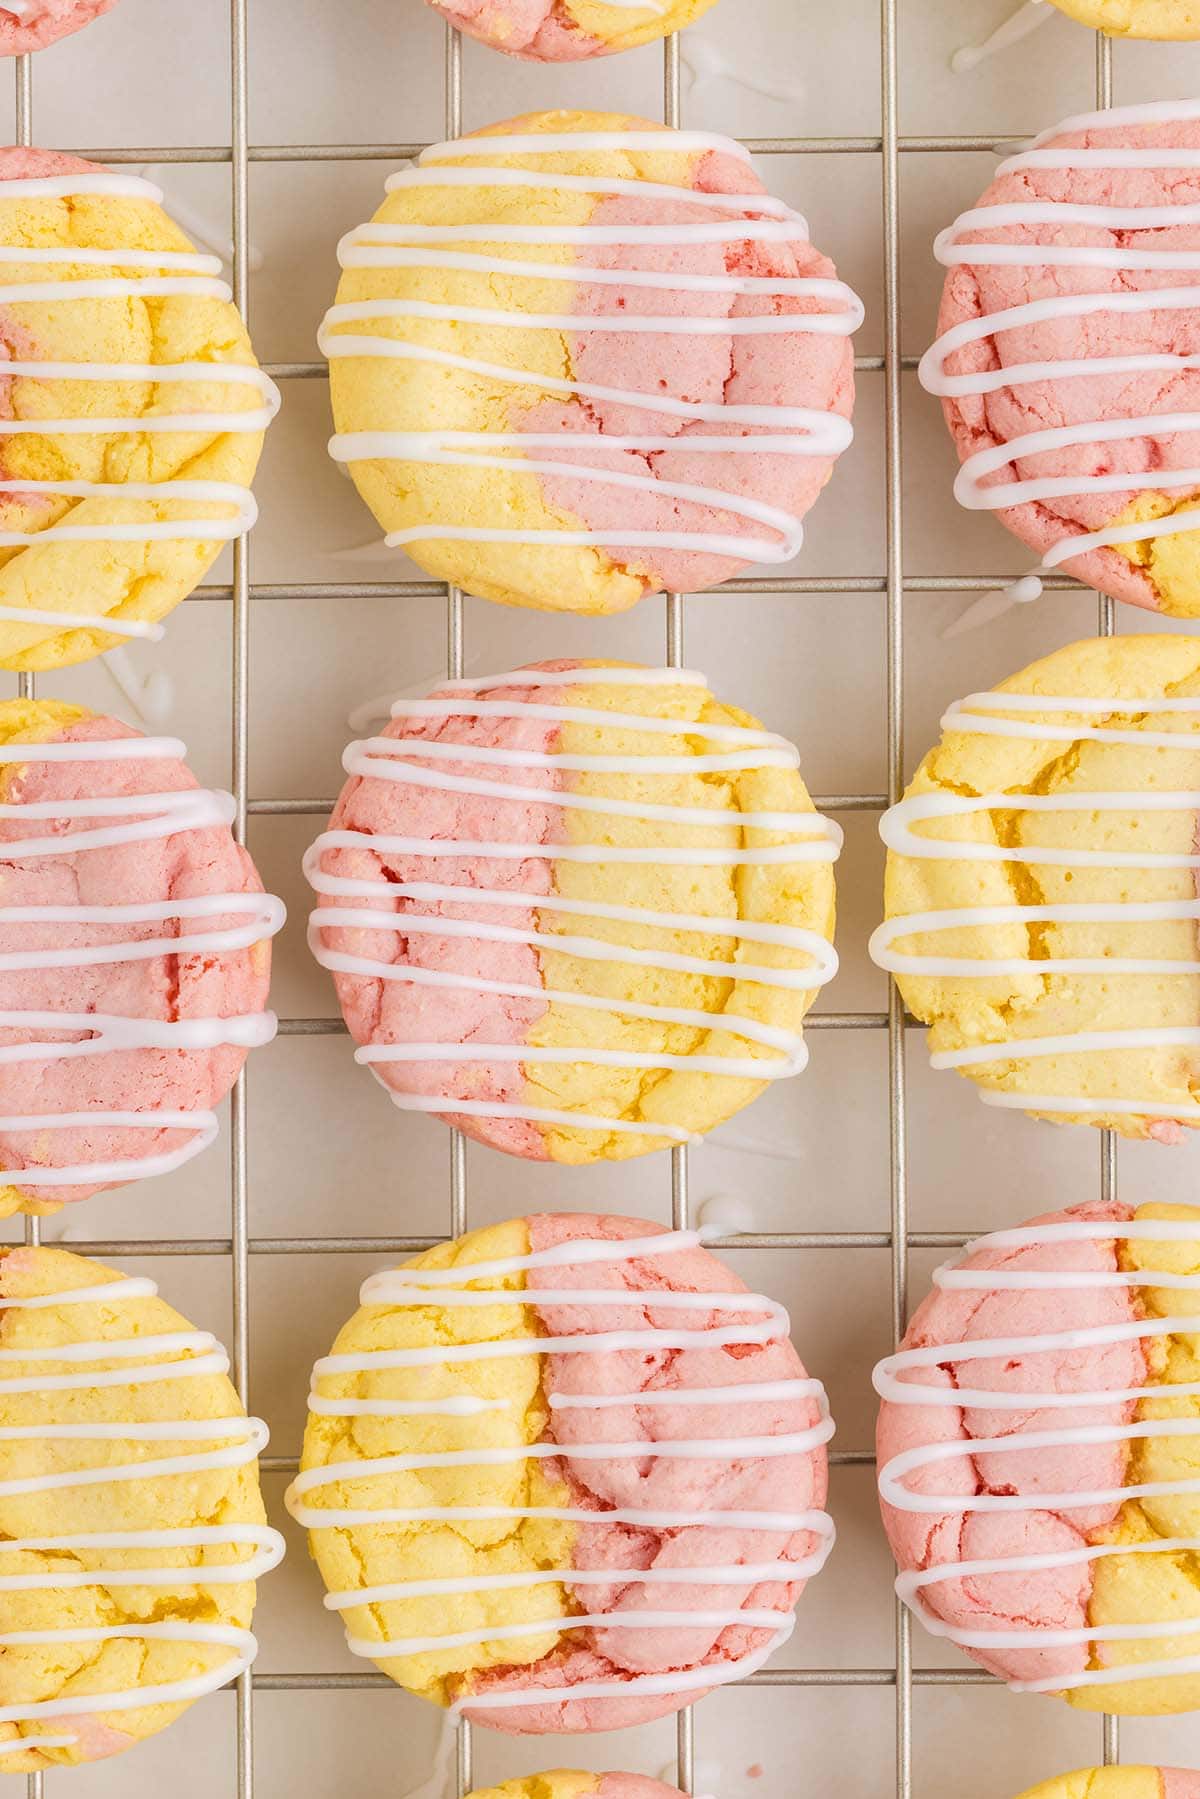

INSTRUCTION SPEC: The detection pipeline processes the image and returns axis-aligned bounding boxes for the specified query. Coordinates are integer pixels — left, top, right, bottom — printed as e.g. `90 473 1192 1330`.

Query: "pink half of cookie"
0 715 273 1205
515 140 855 597
317 665 570 1160
425 0 606 60
457 1212 829 1733
876 1201 1143 1689
934 110 1200 611
0 1 118 54
1163 1774 1200 1799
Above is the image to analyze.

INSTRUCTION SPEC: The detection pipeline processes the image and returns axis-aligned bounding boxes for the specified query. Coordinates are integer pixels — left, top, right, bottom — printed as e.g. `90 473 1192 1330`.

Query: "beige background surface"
2 0 1200 1794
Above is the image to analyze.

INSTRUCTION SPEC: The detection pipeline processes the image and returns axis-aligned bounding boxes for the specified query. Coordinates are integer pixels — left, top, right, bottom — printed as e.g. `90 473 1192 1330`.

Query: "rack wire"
3 3 1132 1796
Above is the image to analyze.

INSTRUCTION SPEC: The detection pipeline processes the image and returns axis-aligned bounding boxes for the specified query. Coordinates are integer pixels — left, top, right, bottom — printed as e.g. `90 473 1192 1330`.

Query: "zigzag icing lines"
306 667 839 1143
870 687 1200 1119
288 1226 834 1713
875 1211 1200 1696
321 129 861 569
0 1264 283 1759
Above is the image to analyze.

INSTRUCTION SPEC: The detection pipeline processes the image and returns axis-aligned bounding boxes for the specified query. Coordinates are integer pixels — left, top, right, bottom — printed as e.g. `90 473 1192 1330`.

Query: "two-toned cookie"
876 1201 1200 1713
323 111 860 615
872 635 1200 1140
922 98 1200 616
0 1246 283 1769
420 0 719 60
0 698 282 1212
287 1214 833 1731
0 148 276 668
305 661 838 1161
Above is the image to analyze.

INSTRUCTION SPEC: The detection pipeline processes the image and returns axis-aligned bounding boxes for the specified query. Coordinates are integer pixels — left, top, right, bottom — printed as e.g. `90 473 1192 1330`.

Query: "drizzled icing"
0 170 278 646
321 128 860 575
0 1265 284 1757
306 666 839 1146
874 1211 1200 1695
0 728 284 1190
869 688 1200 1120
286 1225 834 1713
920 98 1200 610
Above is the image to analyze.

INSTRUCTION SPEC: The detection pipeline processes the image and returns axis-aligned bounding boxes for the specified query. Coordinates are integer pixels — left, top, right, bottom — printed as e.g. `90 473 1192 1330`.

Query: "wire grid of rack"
0 3 1144 1797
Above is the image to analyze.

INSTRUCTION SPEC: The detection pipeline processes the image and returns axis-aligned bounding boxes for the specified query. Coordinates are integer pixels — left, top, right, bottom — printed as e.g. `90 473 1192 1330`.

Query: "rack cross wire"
3 4 1129 1796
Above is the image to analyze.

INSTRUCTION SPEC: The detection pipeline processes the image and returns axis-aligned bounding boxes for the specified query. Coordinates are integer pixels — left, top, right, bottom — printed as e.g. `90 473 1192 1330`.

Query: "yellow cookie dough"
1018 1776 1193 1799
0 154 271 670
0 1245 279 1770
1048 0 1200 36
877 635 1200 1140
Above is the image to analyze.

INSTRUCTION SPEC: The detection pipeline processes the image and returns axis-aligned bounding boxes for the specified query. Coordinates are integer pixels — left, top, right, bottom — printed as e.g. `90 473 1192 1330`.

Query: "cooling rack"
0 2 1158 1796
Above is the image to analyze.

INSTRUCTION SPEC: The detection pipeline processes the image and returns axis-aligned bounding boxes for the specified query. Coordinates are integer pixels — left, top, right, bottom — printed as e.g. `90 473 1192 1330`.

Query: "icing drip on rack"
920 99 1200 620
286 1226 835 1711
0 172 278 645
875 1213 1200 1694
0 729 284 1189
0 1267 284 1756
305 666 840 1144
869 689 1200 1120
320 129 861 573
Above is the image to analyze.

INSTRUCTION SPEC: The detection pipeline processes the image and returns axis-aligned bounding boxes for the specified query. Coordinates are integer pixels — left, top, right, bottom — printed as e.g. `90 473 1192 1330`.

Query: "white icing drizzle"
920 98 1200 611
321 129 860 573
0 731 283 1190
0 1269 284 1755
950 0 1050 75
0 175 278 645
306 667 838 1144
875 1212 1200 1695
286 1227 834 1706
870 689 1200 1119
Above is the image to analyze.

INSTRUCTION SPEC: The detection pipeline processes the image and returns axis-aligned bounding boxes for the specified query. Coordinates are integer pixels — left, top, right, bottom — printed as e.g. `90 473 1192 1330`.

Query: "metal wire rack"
2 4 1133 1797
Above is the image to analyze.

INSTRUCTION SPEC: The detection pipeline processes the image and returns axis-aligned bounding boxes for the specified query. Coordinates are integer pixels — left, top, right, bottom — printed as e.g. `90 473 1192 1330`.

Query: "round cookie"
461 1780 687 1799
1047 0 1200 35
875 1200 1200 1715
0 1244 284 1770
322 110 859 615
921 98 1200 617
422 0 719 60
871 634 1200 1140
0 697 283 1214
287 1213 833 1732
305 660 838 1163
0 147 276 670
0 1 118 54
1016 1778 1200 1799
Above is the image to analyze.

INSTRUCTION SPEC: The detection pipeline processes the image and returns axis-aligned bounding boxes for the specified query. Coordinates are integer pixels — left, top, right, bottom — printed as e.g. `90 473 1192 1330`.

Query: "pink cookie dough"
458 1214 829 1732
0 710 276 1209
876 1201 1161 1695
421 0 714 62
930 105 1200 613
295 1211 832 1734
595 1782 687 1799
1164 1778 1200 1799
0 0 118 54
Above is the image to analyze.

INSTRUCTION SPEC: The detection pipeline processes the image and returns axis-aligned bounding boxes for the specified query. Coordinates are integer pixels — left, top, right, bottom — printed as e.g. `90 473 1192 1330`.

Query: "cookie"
921 98 1200 616
1047 0 1200 35
422 0 718 60
460 1779 687 1799
287 1213 833 1733
0 697 283 1214
0 0 118 54
322 110 859 615
0 1245 284 1770
305 661 838 1162
876 1200 1200 1714
1017 1777 1200 1799
0 147 277 670
871 635 1200 1140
